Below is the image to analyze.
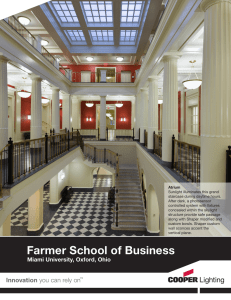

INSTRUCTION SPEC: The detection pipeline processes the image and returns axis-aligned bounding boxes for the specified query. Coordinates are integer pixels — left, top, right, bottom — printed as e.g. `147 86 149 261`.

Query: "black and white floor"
11 175 145 237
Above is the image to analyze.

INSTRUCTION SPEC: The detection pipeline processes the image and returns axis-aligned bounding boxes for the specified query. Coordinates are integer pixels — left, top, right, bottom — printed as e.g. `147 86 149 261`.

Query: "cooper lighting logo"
168 269 198 283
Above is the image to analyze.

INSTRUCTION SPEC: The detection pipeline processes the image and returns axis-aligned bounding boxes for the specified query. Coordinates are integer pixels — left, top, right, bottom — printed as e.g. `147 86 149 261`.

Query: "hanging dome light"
18 90 31 98
182 60 202 90
86 102 94 107
42 98 49 104
115 101 123 108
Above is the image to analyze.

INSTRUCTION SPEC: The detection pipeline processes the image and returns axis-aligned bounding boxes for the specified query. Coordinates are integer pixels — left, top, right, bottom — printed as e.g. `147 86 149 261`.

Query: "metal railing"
78 129 100 140
72 71 137 83
4 16 69 80
83 144 119 172
0 130 83 197
137 158 147 220
153 131 162 158
144 130 148 147
172 136 200 183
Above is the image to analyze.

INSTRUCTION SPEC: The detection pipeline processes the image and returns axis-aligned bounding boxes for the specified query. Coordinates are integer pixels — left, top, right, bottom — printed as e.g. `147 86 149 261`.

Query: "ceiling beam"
113 0 122 47
71 1 92 46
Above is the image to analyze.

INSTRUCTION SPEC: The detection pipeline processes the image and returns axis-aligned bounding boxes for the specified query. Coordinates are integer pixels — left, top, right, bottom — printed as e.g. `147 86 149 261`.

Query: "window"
65 30 86 42
89 30 114 45
52 1 79 23
121 1 144 25
191 106 198 135
81 1 113 25
120 30 137 45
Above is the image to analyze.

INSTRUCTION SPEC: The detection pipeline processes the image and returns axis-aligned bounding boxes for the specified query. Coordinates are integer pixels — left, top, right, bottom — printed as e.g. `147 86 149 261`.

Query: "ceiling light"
158 100 163 104
115 102 123 108
182 60 202 90
18 16 31 26
86 57 94 62
42 98 49 104
18 91 31 98
41 40 49 46
86 102 94 107
117 57 124 62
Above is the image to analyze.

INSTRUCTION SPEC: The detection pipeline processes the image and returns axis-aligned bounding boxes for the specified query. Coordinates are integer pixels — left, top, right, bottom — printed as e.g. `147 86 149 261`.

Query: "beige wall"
69 155 94 188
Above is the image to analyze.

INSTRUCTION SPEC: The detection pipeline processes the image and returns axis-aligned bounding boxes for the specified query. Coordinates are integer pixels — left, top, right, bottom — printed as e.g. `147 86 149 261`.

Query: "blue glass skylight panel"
66 30 86 42
52 1 79 22
121 1 144 24
81 1 113 23
120 30 138 44
89 30 114 42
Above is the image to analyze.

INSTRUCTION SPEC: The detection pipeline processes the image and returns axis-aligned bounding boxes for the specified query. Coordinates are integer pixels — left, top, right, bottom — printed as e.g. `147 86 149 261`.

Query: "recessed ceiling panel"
89 29 114 45
120 30 137 45
120 1 144 27
50 1 80 26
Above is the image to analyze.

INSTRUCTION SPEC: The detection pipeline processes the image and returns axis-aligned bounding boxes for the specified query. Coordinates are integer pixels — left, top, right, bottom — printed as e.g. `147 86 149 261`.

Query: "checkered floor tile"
11 189 51 226
11 207 28 226
42 192 113 236
93 176 112 187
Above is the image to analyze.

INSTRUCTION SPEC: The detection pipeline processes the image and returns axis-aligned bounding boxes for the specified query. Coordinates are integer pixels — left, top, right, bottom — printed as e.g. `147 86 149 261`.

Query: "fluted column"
100 96 106 140
200 0 231 182
162 53 181 164
52 87 60 134
140 88 148 144
30 74 42 140
0 56 9 150
147 76 159 150
62 94 71 131
135 92 141 140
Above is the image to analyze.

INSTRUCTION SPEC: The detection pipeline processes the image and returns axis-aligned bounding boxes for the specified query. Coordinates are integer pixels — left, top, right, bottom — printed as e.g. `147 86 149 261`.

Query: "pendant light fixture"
182 60 202 90
115 101 123 108
86 102 94 107
17 77 31 98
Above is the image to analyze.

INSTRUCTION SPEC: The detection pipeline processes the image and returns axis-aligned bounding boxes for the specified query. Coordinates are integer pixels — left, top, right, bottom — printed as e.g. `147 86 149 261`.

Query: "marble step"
118 211 144 216
119 215 145 221
112 224 146 231
118 220 146 226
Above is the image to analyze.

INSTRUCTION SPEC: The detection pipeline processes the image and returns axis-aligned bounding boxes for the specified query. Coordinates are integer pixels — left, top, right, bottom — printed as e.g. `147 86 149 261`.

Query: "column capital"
140 87 148 92
148 76 159 83
201 0 231 11
51 86 60 92
0 55 9 63
162 52 182 62
29 74 42 82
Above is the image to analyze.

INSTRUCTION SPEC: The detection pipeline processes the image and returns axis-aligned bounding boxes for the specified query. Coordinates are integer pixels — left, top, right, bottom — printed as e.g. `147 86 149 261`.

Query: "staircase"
112 165 146 231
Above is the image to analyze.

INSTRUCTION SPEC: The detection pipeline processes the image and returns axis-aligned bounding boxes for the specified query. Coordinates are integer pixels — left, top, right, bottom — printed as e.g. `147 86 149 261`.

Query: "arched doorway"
147 184 160 234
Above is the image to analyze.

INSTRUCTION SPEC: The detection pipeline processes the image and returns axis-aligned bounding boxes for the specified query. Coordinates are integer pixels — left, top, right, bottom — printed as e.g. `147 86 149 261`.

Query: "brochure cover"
0 0 231 298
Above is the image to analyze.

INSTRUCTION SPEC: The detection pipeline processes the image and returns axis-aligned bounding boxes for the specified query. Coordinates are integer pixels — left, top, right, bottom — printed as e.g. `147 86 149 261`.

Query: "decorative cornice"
201 0 231 12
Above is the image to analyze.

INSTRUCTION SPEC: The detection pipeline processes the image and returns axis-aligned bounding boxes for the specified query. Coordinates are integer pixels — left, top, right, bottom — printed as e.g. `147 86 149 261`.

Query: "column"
62 94 71 131
30 74 42 140
0 56 9 150
131 99 135 129
147 76 159 150
100 70 107 83
134 94 139 140
27 187 44 235
162 53 181 165
15 92 21 141
50 173 60 205
140 88 148 144
0 214 11 236
200 0 231 182
52 87 60 134
100 95 106 140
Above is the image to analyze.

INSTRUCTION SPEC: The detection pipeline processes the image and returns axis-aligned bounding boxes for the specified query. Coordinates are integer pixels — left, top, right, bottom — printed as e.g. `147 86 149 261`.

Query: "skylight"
81 1 113 26
120 30 138 45
65 30 87 45
121 1 144 26
52 1 79 23
89 30 114 45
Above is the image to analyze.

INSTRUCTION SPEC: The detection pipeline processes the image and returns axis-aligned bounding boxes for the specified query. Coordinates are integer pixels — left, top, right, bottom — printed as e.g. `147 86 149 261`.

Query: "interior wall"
69 155 94 188
67 64 141 83
81 101 132 130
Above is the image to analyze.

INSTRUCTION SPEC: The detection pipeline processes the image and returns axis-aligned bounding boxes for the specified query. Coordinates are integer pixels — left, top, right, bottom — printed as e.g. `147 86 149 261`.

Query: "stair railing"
137 158 147 223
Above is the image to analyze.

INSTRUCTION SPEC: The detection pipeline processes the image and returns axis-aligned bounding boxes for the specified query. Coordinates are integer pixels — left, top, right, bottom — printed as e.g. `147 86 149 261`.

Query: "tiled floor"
11 175 145 237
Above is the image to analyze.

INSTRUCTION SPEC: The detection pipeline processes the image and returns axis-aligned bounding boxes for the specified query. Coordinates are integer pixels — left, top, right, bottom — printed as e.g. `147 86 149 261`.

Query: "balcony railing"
172 137 200 183
72 71 136 83
4 16 69 80
0 130 83 197
153 131 162 158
